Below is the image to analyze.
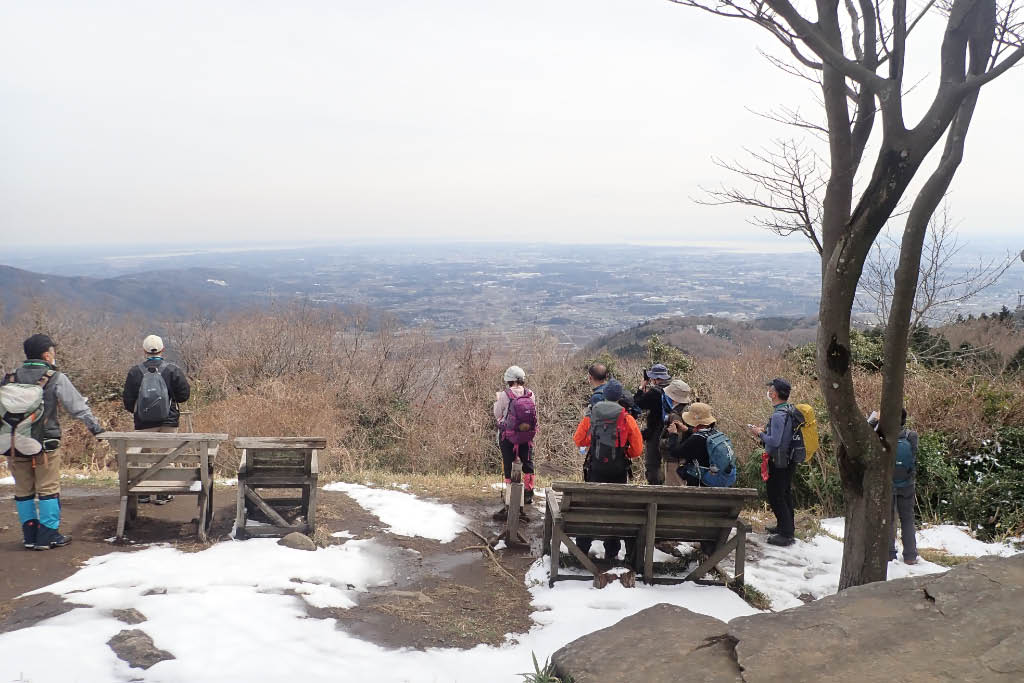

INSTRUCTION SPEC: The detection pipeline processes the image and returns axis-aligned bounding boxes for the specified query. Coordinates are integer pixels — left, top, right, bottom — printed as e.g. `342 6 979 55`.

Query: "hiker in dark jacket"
633 363 672 484
869 408 920 565
122 335 191 431
749 378 798 546
666 403 716 486
122 334 191 504
3 334 105 550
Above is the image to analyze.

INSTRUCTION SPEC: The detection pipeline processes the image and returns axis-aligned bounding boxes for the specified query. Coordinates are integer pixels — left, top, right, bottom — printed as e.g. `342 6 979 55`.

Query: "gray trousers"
891 484 917 561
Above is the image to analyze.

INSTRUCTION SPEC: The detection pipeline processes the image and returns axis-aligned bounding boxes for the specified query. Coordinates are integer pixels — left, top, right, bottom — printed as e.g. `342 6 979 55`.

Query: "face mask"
766 390 773 401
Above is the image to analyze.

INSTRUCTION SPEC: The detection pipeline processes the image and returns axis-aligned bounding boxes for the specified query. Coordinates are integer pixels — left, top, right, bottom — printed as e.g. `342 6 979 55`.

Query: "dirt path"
0 483 539 650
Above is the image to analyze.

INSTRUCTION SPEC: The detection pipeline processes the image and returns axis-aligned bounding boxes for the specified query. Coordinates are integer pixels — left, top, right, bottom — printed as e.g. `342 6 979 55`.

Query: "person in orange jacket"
572 380 643 562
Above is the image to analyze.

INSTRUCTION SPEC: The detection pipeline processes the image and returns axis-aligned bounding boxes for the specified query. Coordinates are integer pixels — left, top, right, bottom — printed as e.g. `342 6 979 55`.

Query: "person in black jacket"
633 364 672 484
122 334 191 503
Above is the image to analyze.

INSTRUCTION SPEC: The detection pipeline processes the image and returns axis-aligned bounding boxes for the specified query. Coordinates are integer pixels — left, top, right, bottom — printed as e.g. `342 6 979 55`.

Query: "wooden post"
644 502 658 584
734 522 746 588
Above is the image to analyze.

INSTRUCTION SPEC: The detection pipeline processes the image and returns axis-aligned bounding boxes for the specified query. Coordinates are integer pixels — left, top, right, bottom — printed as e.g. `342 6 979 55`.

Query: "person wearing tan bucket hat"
667 402 737 489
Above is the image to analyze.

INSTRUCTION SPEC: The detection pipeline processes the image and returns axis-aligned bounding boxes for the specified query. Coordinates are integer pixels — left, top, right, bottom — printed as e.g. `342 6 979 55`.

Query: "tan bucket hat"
664 379 693 404
681 402 717 427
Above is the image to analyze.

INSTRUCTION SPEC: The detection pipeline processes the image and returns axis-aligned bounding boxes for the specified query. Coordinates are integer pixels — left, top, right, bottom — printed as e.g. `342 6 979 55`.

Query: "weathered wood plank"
127 441 192 490
126 467 201 482
244 488 291 528
100 432 228 442
233 437 327 449
685 535 739 582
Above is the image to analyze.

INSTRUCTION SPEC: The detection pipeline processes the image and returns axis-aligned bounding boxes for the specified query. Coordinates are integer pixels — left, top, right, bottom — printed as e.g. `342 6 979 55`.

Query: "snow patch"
323 482 468 543
205 279 228 287
0 476 14 486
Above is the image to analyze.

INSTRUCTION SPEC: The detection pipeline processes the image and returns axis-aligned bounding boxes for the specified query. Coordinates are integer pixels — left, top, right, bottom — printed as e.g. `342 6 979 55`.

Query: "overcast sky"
1 0 1021 248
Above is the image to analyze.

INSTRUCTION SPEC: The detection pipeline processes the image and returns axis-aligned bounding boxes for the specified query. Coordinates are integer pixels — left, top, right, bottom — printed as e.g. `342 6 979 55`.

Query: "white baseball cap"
142 335 164 354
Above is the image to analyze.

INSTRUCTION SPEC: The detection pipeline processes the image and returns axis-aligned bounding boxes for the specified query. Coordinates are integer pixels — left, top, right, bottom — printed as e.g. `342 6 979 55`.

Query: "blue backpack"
698 430 737 487
893 436 915 488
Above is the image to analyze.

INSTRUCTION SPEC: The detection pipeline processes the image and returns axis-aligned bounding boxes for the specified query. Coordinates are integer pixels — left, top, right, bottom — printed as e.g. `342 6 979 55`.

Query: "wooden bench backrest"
233 437 325 477
551 482 757 541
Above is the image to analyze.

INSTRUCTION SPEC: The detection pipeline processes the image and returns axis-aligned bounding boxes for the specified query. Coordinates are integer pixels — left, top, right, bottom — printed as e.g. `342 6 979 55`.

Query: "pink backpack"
501 389 538 447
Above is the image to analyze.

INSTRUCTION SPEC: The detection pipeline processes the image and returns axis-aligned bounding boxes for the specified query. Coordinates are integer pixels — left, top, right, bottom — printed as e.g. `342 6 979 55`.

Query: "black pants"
766 459 797 537
643 435 664 485
577 468 635 561
500 439 533 480
891 484 918 561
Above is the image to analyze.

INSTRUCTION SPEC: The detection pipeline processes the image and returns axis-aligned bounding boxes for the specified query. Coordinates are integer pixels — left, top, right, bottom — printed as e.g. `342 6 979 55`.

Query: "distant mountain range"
0 264 267 319
587 314 819 358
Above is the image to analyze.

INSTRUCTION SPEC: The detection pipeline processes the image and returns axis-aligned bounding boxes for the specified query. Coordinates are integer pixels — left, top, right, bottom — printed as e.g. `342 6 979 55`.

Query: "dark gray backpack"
135 362 170 422
587 401 629 480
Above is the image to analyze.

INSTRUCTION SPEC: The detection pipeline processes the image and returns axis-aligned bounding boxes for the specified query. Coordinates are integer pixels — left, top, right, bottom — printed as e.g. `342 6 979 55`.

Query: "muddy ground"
0 483 539 650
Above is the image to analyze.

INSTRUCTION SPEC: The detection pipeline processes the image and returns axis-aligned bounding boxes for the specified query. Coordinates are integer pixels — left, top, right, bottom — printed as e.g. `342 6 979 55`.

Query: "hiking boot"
518 507 530 522
138 495 152 504
904 557 918 565
765 525 780 535
767 534 795 547
22 520 39 550
153 495 173 505
491 506 509 521
33 526 72 550
524 489 534 505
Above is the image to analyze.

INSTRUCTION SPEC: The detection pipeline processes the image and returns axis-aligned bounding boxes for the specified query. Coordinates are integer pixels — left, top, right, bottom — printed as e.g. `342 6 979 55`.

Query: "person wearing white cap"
492 365 538 509
121 334 191 504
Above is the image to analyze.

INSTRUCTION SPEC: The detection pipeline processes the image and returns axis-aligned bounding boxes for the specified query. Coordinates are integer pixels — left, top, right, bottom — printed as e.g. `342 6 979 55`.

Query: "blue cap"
603 379 624 403
648 364 670 380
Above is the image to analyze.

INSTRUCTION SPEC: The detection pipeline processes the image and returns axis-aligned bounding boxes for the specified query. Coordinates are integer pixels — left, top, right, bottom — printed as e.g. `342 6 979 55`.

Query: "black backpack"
134 362 170 422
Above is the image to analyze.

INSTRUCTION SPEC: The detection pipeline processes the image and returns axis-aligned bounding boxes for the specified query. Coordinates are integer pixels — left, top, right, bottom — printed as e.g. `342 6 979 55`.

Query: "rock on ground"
107 629 175 670
554 554 1024 683
731 554 1024 683
278 532 317 551
113 608 147 625
551 603 743 683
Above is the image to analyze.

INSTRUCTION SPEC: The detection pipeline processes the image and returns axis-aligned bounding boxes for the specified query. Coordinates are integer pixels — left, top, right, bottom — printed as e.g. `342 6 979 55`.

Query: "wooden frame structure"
492 460 529 549
233 437 323 539
542 482 757 588
98 432 228 543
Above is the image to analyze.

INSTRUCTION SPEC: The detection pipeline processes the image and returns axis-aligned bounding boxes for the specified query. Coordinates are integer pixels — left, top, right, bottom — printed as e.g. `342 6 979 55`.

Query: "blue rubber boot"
15 497 39 550
34 495 71 550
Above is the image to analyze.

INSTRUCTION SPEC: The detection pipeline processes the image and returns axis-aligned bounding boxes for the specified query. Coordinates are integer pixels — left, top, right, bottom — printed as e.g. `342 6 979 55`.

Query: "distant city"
3 241 1022 349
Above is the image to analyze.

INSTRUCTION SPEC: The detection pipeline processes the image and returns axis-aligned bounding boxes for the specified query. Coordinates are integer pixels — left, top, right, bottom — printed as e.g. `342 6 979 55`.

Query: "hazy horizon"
2 1 1022 247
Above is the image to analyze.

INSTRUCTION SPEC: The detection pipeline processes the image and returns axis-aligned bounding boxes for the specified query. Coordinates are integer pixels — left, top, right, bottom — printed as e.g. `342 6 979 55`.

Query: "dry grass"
3 301 1021 483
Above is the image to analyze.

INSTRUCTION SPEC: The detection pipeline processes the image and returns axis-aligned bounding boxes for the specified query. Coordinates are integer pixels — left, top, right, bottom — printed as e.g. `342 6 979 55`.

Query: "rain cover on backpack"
1 372 53 456
588 402 629 480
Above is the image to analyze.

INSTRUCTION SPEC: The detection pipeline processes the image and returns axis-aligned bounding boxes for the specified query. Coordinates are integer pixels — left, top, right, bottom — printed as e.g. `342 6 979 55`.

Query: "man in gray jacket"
749 378 800 547
4 334 105 550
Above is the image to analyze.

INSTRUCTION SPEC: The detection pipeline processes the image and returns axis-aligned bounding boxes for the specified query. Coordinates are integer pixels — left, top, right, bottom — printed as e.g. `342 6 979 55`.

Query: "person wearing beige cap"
121 334 191 504
660 379 694 486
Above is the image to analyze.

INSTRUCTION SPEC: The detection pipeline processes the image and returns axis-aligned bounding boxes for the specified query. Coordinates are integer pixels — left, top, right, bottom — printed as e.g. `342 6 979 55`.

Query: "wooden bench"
234 437 323 539
98 432 228 543
542 482 758 587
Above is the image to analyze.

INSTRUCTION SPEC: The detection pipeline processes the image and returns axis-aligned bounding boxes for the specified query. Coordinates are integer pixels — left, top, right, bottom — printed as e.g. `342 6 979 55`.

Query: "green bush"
915 428 1024 539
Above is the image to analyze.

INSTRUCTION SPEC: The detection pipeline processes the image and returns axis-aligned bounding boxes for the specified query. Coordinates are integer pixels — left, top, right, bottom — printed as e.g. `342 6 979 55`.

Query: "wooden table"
98 432 228 543
233 437 323 539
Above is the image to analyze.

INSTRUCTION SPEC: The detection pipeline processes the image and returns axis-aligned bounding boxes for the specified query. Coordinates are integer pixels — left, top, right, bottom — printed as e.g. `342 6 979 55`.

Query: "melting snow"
323 482 468 543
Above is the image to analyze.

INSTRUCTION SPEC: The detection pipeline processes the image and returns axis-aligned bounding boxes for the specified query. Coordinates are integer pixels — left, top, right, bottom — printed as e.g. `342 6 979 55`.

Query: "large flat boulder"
552 555 1024 683
551 603 742 683
730 554 1024 683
